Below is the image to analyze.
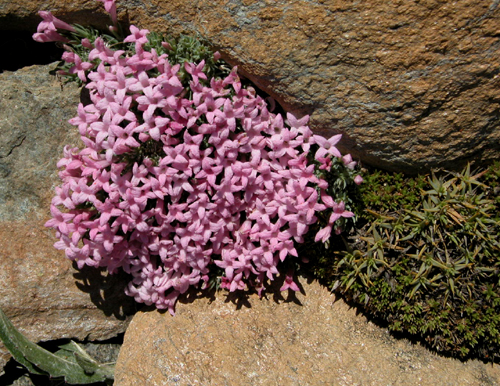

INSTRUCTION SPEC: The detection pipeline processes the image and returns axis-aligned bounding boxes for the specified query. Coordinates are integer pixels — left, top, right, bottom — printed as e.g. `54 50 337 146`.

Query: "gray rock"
0 64 79 221
0 64 135 373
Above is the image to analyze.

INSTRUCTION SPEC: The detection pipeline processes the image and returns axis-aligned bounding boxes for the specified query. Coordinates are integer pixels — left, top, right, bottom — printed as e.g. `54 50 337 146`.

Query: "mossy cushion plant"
307 162 500 361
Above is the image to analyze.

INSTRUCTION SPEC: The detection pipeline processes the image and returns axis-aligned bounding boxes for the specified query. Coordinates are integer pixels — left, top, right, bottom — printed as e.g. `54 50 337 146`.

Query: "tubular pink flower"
280 271 300 292
185 60 207 86
33 30 69 43
97 0 118 24
42 18 360 313
329 201 355 223
314 224 332 243
124 25 150 53
313 133 342 160
37 11 76 32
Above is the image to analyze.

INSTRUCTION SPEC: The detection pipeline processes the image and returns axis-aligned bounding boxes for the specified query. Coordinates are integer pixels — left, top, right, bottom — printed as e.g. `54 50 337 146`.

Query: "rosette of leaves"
306 163 500 360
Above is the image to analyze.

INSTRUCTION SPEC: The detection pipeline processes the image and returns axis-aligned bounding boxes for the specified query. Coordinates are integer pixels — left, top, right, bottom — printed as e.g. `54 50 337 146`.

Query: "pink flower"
69 103 100 135
33 30 69 43
286 112 309 131
314 202 354 242
280 271 300 292
136 85 170 122
124 25 150 53
37 11 75 32
314 224 333 243
286 113 314 151
88 38 118 64
329 201 355 223
111 122 141 154
317 156 332 170
213 98 245 132
86 63 116 95
342 154 357 169
313 133 342 160
354 175 364 185
97 0 118 24
62 52 94 82
185 60 207 86
45 205 75 235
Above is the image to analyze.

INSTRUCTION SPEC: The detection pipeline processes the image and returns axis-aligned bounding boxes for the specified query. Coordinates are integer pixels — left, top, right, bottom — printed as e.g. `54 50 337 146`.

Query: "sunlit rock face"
1 0 499 172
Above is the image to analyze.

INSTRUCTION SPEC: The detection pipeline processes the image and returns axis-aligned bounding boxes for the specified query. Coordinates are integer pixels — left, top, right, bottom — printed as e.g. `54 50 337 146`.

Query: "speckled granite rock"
114 277 500 386
1 0 499 172
0 64 135 373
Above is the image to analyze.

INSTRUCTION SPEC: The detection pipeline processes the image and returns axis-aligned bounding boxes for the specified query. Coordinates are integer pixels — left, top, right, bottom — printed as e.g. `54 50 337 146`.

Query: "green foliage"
483 160 500 212
51 23 129 85
305 162 500 361
157 33 231 83
0 307 114 384
359 169 427 217
53 23 231 91
313 155 364 234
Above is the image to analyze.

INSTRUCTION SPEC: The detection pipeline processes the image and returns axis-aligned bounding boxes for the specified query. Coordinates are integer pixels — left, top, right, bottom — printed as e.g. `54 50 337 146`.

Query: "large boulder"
0 64 135 372
1 0 499 172
114 276 500 386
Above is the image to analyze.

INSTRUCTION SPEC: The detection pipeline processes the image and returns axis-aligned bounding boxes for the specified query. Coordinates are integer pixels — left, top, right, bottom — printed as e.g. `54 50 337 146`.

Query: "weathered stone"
0 64 135 372
114 276 500 386
1 0 499 172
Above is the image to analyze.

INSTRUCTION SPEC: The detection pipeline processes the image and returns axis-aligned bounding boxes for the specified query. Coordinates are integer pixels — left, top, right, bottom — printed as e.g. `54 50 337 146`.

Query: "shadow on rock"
173 270 313 313
72 263 138 320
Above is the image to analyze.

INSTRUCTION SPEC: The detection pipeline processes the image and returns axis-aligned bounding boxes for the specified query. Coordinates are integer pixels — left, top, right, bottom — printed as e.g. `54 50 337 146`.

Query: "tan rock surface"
2 0 499 172
0 64 135 372
114 277 500 386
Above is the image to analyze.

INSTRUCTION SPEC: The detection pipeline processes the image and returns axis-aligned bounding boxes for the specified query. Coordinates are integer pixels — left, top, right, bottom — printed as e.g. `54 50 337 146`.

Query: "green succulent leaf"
0 307 114 384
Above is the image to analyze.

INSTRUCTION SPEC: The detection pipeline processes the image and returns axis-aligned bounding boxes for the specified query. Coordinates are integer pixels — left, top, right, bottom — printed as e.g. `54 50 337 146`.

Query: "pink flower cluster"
40 4 359 314
32 11 75 43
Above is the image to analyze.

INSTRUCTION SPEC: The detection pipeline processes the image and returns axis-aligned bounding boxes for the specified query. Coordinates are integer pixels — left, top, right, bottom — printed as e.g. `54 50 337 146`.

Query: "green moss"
304 162 500 361
359 168 427 217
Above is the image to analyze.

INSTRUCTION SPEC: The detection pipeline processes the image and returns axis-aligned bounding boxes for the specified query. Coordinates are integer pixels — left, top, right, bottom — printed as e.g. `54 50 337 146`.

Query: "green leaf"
0 309 46 376
57 341 115 380
0 307 114 384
